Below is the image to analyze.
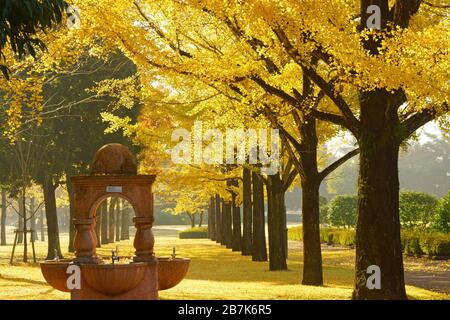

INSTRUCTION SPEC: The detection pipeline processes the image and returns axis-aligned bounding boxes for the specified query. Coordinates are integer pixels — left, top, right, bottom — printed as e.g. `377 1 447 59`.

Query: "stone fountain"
40 143 190 300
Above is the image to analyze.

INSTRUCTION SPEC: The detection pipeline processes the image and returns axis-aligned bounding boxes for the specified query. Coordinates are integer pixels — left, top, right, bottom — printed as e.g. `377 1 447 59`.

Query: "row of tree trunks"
206 169 269 263
207 171 267 261
93 198 131 246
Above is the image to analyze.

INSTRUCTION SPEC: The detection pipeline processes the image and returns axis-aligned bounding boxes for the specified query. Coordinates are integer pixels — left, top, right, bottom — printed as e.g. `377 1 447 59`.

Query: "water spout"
111 246 120 265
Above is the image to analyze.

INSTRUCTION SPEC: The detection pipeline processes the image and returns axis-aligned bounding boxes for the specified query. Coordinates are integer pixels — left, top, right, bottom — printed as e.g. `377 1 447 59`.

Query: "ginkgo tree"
62 0 359 282
2 0 363 285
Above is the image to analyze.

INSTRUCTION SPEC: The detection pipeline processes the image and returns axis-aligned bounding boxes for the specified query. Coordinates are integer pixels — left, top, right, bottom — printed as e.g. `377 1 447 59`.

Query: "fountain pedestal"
71 262 158 300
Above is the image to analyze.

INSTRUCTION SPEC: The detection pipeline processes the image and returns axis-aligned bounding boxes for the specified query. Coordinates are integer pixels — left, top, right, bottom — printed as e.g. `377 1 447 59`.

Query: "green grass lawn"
0 232 448 300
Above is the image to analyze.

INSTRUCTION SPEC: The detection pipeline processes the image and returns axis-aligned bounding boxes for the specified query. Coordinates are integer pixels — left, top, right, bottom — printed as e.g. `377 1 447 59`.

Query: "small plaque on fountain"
106 186 122 193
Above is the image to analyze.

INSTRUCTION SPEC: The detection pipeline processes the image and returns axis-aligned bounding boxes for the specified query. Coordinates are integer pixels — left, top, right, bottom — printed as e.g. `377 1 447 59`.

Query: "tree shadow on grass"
178 241 354 287
0 274 48 286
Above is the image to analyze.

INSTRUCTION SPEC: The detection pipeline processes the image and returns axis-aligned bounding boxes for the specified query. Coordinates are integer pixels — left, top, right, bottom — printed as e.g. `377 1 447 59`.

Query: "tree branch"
283 169 298 192
272 27 360 135
251 75 299 107
319 148 359 181
401 103 448 140
308 109 347 128
133 1 192 58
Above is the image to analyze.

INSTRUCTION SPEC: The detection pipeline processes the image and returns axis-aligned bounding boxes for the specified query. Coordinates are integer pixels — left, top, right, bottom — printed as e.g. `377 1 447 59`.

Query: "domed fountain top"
90 143 137 175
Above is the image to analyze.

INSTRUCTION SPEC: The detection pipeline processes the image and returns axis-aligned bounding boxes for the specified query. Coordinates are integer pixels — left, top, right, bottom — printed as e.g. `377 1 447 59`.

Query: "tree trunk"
222 199 232 248
66 175 75 252
198 212 203 227
207 200 211 237
187 213 195 228
209 196 216 240
266 174 287 271
40 209 45 242
43 181 63 260
301 179 323 285
101 200 108 244
215 194 222 243
22 191 27 262
30 197 37 242
231 191 242 252
353 89 406 300
252 171 267 261
121 200 129 240
108 198 117 243
95 205 101 248
1 189 6 245
17 198 23 244
242 168 252 256
115 199 121 241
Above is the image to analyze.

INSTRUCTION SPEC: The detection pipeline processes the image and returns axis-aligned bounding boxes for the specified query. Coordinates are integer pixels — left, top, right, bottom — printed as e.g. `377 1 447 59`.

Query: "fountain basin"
157 257 190 290
40 259 73 292
80 263 146 296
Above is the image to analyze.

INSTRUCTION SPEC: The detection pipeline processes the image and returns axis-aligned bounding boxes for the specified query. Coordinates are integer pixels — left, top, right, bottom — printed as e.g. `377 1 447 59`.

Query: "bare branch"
319 148 359 181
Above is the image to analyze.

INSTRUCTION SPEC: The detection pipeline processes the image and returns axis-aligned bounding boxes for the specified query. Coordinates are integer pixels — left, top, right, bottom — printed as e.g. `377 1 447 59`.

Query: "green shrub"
288 226 449 257
399 191 437 229
319 196 329 225
290 226 357 247
401 231 423 255
432 191 450 233
419 233 450 257
327 195 357 228
178 227 208 239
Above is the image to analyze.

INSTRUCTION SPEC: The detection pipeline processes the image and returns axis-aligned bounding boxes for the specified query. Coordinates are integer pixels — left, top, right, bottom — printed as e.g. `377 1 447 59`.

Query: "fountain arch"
70 144 156 264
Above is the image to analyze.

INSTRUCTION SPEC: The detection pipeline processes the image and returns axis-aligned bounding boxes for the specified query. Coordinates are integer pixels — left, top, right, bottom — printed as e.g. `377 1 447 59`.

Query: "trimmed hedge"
288 226 450 257
418 233 450 257
178 227 208 239
401 231 423 255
